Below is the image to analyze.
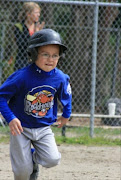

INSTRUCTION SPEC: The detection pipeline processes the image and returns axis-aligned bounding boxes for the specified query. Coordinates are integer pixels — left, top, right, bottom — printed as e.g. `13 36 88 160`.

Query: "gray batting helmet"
27 28 67 61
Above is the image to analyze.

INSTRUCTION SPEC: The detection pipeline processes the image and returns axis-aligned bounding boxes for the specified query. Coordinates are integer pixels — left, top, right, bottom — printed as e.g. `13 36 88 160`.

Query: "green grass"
0 125 120 146
0 136 10 143
55 136 121 146
0 126 10 143
52 126 121 136
0 126 9 133
52 126 121 146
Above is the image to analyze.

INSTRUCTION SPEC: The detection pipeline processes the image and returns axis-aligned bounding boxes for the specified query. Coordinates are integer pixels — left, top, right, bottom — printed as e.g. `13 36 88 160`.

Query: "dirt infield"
0 143 120 180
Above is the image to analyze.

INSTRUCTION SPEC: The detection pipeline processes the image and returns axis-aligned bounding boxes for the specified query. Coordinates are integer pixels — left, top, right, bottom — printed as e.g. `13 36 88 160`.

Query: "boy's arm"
0 98 23 135
0 71 22 123
58 76 72 124
0 97 17 123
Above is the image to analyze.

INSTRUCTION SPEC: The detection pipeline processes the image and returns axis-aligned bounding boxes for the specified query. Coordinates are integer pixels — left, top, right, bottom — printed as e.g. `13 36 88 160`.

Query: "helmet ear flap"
27 48 38 62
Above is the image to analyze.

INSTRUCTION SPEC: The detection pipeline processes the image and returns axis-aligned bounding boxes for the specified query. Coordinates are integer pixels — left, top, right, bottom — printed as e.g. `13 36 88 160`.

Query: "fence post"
62 125 66 137
90 0 99 138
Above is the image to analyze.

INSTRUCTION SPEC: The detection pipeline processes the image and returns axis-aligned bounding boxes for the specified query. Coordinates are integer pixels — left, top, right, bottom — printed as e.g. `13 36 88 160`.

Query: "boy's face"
35 44 60 72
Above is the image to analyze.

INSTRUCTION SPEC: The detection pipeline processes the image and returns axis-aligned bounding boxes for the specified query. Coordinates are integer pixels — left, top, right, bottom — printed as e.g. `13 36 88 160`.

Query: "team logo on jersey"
67 83 72 95
24 86 56 118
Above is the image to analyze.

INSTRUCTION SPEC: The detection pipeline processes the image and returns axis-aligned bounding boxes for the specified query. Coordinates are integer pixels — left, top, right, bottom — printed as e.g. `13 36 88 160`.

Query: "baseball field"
0 143 120 180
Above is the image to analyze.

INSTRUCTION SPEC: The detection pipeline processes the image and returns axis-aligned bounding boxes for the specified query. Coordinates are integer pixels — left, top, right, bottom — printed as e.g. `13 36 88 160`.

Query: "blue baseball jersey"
0 63 72 128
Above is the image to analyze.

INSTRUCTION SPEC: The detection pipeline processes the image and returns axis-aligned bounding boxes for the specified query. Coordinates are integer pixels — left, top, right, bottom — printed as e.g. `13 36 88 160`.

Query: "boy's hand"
57 116 69 128
9 118 23 136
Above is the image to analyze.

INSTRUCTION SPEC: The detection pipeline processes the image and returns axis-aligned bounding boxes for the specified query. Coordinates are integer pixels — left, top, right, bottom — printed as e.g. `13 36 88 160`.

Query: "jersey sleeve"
0 71 23 123
58 75 72 118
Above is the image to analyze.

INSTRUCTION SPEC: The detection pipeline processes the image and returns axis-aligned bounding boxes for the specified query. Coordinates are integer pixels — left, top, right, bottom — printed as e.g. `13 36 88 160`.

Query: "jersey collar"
33 63 56 75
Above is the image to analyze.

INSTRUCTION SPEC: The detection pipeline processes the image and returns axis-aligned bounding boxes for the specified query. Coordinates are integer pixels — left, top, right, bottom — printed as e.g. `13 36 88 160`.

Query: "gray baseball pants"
10 126 61 180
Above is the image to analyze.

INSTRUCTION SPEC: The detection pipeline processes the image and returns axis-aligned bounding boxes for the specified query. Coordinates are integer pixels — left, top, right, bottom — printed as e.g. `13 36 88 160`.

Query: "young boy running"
0 29 72 180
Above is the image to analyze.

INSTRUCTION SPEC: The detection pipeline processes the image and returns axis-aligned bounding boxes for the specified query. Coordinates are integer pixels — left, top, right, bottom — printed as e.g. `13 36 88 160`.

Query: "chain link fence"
0 0 121 138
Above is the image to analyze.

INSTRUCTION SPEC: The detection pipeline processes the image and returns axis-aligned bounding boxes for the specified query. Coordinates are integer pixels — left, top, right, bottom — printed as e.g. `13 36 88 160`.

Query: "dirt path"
0 144 120 180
